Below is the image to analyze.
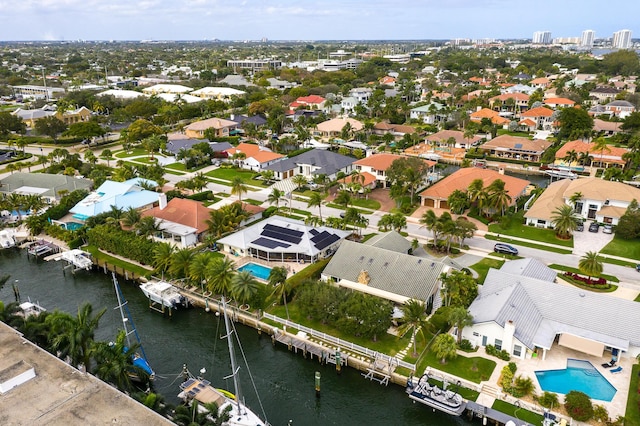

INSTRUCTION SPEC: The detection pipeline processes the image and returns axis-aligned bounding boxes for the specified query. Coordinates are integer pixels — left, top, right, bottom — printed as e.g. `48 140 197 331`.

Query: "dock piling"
314 371 321 397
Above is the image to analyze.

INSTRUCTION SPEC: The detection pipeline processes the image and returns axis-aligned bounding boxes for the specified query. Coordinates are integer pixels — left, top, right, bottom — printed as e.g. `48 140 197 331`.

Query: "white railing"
262 312 416 371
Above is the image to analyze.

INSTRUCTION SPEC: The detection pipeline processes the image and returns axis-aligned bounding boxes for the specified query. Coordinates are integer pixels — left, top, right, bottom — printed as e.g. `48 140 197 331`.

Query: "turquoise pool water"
64 222 84 231
237 262 272 281
535 359 616 401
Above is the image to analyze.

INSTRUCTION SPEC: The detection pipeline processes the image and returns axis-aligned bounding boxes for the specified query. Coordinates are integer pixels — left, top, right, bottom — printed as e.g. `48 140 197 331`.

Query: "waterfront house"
524 177 640 227
462 262 640 360
419 168 529 209
478 134 552 163
216 215 349 263
224 143 284 172
520 106 555 131
353 153 436 188
321 239 449 304
372 122 417 140
69 179 161 220
0 172 93 204
554 140 628 169
141 196 210 248
261 149 354 181
185 117 239 139
424 129 482 149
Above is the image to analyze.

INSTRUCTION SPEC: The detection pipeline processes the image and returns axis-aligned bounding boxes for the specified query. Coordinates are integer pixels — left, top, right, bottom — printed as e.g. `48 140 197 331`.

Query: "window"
494 339 503 351
472 332 479 337
513 345 522 357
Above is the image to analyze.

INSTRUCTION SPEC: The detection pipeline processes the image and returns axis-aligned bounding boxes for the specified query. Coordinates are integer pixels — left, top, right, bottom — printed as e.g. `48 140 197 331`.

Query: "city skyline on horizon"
1 0 639 42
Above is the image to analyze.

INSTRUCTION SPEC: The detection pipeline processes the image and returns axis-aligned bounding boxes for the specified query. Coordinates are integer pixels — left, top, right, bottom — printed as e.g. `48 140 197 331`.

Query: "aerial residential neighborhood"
2 24 640 426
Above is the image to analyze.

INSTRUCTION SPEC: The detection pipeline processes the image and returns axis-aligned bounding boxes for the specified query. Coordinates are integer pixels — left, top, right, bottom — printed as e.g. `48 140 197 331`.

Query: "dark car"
588 222 600 233
494 243 518 256
576 222 584 232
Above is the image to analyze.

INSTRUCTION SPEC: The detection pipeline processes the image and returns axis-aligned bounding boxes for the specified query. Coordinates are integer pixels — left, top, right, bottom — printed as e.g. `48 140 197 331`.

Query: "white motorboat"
178 297 268 425
56 249 93 271
0 229 17 249
17 300 47 318
139 280 188 311
545 169 577 179
406 373 466 416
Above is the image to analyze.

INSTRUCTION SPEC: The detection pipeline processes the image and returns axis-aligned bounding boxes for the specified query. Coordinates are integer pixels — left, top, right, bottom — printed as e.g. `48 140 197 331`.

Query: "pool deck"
514 344 631 418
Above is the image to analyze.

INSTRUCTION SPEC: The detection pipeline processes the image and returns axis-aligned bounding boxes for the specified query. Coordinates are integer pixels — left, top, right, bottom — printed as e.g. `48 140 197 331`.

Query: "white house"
525 178 640 227
409 102 448 124
463 262 640 360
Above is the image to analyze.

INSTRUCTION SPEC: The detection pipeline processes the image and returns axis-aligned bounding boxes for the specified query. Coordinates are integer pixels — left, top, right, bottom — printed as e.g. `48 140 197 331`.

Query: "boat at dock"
139 280 189 312
17 299 47 318
112 273 155 381
26 240 59 257
0 229 17 249
406 373 466 416
52 249 93 271
178 297 268 425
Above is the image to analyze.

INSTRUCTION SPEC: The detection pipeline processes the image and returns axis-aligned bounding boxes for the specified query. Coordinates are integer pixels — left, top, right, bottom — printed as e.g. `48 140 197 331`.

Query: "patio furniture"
610 366 623 374
601 360 616 368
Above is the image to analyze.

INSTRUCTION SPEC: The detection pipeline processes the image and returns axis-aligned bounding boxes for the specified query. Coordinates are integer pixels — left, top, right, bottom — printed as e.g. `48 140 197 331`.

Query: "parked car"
636 264 640 272
588 222 600 233
494 243 519 256
576 222 584 232
603 224 613 234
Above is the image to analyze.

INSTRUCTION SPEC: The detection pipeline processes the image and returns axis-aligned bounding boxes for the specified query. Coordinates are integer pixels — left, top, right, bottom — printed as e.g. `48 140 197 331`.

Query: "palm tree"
292 174 308 191
447 306 474 344
397 299 428 357
578 251 603 283
189 252 213 292
562 149 579 167
592 137 611 170
419 209 440 246
334 190 352 209
269 266 290 319
100 149 112 167
169 248 194 279
92 330 149 392
467 178 484 205
486 179 511 216
47 303 106 370
206 257 236 296
551 204 579 239
153 242 175 279
307 191 325 223
230 270 260 305
120 206 142 229
431 333 458 364
267 188 283 209
230 177 248 203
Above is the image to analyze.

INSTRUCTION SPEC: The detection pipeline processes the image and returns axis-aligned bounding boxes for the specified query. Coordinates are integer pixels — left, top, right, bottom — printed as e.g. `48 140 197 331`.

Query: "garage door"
424 198 435 207
440 200 449 209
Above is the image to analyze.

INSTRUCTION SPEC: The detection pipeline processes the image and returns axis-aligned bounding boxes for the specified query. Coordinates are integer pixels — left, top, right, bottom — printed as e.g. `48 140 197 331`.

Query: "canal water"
0 250 468 426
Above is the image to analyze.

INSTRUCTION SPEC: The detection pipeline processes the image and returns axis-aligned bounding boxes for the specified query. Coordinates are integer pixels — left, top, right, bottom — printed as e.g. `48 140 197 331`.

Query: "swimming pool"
237 262 272 281
64 222 84 231
535 359 617 401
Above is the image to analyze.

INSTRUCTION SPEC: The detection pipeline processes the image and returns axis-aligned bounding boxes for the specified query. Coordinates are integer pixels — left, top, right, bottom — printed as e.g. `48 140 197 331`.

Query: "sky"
1 0 639 42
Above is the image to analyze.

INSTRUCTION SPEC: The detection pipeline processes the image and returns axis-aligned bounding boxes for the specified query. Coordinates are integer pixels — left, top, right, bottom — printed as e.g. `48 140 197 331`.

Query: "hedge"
87 224 158 265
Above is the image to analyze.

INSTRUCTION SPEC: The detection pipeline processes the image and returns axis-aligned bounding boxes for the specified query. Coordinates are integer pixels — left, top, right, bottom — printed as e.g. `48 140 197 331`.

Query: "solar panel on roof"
264 224 304 238
261 229 302 244
311 231 330 243
251 237 291 249
309 229 320 236
514 143 523 148
315 234 340 250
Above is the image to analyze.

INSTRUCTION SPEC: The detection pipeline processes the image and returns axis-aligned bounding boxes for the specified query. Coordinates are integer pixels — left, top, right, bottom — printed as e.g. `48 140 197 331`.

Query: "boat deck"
465 401 535 426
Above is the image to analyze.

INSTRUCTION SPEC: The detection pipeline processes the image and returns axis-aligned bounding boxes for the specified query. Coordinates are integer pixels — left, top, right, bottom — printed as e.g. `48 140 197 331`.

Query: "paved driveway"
572 222 614 255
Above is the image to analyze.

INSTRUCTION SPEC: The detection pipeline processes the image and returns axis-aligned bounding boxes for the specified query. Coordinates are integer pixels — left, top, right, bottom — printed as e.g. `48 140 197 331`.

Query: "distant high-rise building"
580 30 595 48
533 31 552 44
613 29 632 49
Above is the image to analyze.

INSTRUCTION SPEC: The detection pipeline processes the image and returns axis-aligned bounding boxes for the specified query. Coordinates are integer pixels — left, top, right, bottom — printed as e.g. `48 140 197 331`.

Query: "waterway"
0 250 469 426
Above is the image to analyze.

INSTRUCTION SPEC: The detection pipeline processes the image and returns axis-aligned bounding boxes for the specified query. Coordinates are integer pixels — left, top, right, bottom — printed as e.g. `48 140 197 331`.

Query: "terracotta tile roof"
555 140 628 165
185 117 237 131
296 95 325 104
480 135 552 153
490 93 530 102
544 97 576 106
354 153 435 170
593 119 622 132
316 117 364 133
226 142 284 163
519 119 536 126
425 130 482 145
420 168 529 202
470 108 499 119
239 202 265 215
521 106 554 117
530 77 550 85
491 116 511 125
142 198 210 233
344 172 377 186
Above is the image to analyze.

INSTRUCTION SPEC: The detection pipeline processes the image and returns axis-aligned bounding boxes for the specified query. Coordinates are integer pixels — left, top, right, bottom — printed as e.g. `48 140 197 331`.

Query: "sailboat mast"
221 297 244 414
113 273 132 348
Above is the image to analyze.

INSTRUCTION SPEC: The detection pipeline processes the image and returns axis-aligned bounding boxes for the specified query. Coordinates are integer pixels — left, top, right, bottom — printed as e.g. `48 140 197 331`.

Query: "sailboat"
112 273 155 381
178 297 268 426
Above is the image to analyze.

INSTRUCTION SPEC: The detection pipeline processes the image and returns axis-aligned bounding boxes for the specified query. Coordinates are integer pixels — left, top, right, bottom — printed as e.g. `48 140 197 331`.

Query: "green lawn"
206 167 260 185
485 234 573 254
114 148 148 158
266 303 408 356
548 264 619 283
165 162 187 171
626 364 640 426
492 400 545 425
488 222 573 248
350 198 381 210
84 245 153 277
416 350 496 384
601 236 640 261
326 203 374 215
470 258 505 284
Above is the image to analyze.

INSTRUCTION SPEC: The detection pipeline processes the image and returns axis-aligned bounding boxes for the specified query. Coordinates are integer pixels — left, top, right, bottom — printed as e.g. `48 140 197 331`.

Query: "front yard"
488 214 574 248
601 236 640 261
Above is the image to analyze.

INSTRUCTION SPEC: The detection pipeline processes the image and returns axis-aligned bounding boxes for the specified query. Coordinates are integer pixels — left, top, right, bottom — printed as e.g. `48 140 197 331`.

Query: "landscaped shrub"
87 224 158 265
511 376 534 398
458 339 476 352
592 405 609 423
508 362 517 374
262 206 278 218
564 390 594 422
428 306 451 333
537 391 559 409
187 190 215 201
486 344 511 361
500 365 513 391
563 271 607 286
